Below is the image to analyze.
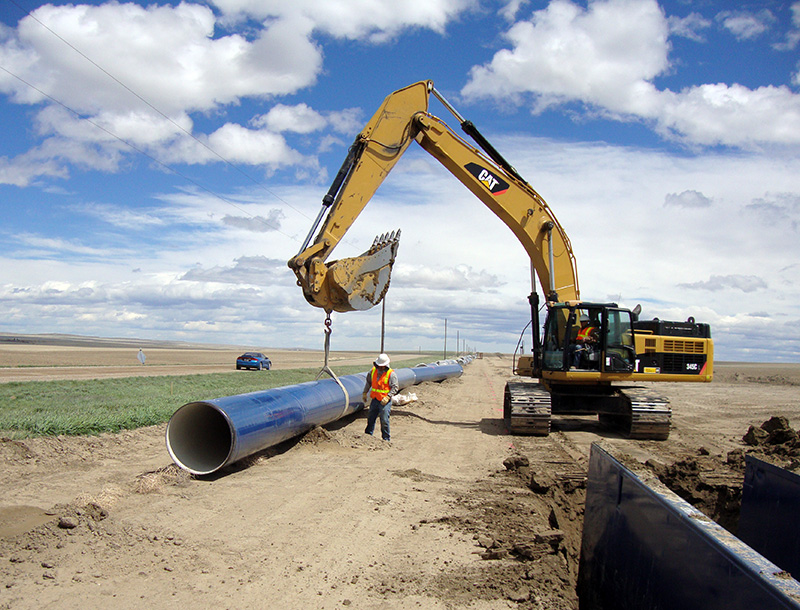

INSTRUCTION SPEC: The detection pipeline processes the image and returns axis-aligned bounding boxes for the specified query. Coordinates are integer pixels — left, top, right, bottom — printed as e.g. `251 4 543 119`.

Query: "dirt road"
0 353 799 609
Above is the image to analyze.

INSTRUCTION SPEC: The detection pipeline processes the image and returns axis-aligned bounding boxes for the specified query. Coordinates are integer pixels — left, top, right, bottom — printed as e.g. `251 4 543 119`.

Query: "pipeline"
166 361 464 475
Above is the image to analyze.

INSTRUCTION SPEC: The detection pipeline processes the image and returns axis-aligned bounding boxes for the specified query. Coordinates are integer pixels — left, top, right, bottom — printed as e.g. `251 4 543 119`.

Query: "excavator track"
599 387 672 440
506 380 671 441
504 380 551 436
622 387 672 440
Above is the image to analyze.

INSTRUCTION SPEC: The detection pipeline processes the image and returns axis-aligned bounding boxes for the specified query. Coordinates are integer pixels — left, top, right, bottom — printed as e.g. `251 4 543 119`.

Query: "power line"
0 63 298 240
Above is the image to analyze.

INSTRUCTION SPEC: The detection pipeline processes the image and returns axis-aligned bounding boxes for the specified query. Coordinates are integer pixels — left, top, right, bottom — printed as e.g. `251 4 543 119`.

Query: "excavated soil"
0 344 798 609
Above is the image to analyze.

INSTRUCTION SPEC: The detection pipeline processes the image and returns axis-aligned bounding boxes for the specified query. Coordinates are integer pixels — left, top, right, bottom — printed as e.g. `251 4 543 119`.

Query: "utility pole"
380 297 386 353
443 318 447 359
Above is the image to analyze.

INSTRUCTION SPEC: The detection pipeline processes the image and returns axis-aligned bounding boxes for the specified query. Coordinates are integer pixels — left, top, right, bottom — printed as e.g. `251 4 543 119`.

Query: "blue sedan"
236 352 272 370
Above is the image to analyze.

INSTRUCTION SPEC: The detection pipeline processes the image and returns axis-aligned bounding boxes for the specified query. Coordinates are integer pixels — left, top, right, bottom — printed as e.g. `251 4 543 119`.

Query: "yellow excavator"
288 80 713 440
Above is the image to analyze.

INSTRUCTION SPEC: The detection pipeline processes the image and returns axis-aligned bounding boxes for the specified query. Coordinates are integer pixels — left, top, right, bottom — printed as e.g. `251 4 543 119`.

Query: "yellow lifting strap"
315 312 351 419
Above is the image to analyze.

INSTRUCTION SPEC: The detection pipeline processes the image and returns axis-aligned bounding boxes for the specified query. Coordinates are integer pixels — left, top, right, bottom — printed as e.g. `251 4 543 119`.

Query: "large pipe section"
166 361 463 475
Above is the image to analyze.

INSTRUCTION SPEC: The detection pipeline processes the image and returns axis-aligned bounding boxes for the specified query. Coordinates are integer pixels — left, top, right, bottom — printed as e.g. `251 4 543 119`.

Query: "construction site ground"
1 341 799 609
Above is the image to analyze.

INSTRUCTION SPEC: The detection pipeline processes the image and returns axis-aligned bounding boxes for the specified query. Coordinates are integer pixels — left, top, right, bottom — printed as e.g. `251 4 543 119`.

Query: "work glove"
362 393 368 404
380 396 390 406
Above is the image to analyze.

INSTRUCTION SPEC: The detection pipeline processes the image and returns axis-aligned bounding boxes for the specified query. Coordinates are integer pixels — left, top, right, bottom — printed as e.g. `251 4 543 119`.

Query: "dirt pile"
720 416 800 478
643 416 800 534
0 476 196 603
737 416 800 468
416 453 585 609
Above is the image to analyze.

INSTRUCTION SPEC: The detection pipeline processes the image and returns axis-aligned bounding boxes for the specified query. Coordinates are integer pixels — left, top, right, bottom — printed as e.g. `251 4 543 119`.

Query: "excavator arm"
287 80 579 313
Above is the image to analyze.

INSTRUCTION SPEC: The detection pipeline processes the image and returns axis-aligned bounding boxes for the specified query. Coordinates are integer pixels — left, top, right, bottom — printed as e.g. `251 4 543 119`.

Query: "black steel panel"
634 319 712 338
578 444 800 610
636 352 707 374
739 455 800 578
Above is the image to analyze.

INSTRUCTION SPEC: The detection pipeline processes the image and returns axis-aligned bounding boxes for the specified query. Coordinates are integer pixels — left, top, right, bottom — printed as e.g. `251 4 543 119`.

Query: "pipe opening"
166 402 233 476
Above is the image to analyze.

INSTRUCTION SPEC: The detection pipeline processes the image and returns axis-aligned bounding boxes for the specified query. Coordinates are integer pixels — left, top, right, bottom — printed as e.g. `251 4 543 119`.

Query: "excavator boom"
287 80 579 312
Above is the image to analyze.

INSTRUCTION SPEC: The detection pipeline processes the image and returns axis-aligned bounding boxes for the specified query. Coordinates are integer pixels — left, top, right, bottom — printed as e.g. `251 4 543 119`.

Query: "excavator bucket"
322 230 401 312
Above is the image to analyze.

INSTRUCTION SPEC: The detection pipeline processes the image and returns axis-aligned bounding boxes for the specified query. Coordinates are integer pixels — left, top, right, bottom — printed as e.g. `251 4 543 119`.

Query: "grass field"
0 358 427 438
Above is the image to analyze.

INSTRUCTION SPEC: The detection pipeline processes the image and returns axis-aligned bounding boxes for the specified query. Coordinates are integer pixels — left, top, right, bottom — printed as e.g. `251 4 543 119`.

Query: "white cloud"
0 151 67 186
156 123 308 168
745 193 800 230
500 0 528 22
70 202 168 230
777 2 800 51
668 12 711 42
180 255 292 285
656 83 800 146
8 3 321 114
11 233 117 258
716 9 775 41
210 0 476 41
664 190 711 208
326 108 364 135
33 105 189 148
678 275 768 293
461 0 800 149
393 263 505 291
249 103 362 138
0 2 323 182
254 104 327 134
463 0 669 114
221 210 286 232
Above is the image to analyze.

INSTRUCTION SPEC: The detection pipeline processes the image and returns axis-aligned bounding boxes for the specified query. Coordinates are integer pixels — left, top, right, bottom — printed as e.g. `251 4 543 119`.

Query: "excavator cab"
541 303 636 373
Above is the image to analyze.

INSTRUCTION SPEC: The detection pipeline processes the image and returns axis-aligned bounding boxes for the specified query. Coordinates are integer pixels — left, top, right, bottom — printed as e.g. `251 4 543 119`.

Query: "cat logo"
465 163 509 195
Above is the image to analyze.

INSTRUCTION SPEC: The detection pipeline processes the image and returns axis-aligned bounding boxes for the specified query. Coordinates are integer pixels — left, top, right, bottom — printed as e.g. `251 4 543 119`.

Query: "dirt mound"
0 499 199 601
733 416 800 471
297 425 335 445
644 416 800 534
134 465 193 494
742 416 799 448
422 455 583 609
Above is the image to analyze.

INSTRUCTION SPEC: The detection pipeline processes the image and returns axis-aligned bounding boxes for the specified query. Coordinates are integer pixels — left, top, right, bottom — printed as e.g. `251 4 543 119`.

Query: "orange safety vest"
577 326 596 342
369 367 394 400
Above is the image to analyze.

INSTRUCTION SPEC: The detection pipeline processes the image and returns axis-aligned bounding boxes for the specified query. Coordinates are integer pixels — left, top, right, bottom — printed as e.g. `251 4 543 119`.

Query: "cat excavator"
287 80 713 440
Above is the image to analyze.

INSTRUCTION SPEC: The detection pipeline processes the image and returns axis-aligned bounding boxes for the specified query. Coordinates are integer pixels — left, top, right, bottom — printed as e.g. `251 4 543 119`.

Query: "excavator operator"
570 315 599 369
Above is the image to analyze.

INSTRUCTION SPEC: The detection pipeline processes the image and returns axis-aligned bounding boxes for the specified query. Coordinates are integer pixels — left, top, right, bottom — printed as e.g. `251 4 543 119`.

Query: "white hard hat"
374 353 390 367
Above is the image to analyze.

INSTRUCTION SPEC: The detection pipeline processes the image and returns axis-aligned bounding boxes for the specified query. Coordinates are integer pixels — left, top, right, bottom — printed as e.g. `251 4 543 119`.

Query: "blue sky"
0 0 798 361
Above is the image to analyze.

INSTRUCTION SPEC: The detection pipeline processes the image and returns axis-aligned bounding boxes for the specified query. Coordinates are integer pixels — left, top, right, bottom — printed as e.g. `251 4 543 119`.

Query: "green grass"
0 358 429 439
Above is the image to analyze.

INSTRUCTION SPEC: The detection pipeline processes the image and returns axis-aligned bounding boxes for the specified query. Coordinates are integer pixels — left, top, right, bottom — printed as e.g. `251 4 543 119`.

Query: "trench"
464 416 800 610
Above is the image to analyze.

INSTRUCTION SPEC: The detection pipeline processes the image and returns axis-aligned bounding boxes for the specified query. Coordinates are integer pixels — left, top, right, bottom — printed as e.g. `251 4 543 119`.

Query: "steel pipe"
166 361 463 475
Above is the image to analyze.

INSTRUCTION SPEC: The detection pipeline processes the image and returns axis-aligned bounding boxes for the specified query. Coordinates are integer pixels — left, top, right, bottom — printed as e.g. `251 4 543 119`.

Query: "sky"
0 0 798 362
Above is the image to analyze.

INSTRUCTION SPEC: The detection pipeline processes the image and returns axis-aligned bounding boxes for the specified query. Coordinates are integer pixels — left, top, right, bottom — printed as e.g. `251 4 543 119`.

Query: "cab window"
603 309 635 372
542 307 570 370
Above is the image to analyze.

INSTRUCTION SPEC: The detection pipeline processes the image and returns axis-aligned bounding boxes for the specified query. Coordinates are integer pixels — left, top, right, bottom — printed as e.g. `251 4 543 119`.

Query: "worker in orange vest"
362 353 399 441
570 315 599 369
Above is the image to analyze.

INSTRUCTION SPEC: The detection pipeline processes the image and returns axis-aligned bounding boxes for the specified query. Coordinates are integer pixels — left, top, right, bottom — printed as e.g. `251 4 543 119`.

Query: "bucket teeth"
368 228 401 255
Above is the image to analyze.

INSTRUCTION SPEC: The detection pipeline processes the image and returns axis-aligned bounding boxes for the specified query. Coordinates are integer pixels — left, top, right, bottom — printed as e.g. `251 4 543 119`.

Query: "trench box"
578 443 800 610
